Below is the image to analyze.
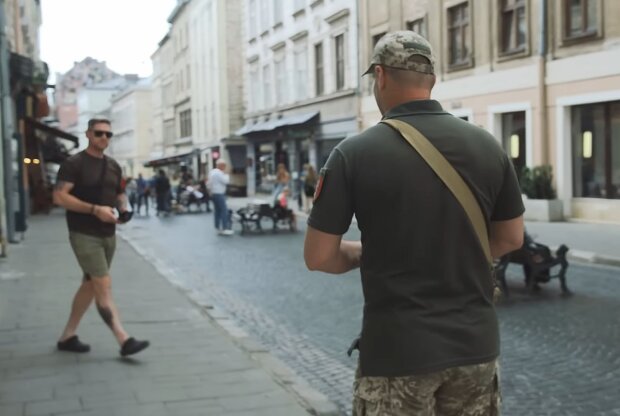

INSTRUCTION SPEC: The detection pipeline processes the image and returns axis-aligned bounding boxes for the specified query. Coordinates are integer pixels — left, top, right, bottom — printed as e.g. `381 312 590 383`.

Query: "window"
273 0 283 25
564 0 598 39
250 67 260 111
315 43 324 96
186 64 191 89
164 120 175 144
372 32 386 48
407 18 427 38
294 0 304 12
260 0 269 32
179 109 192 138
501 112 526 178
275 58 286 104
500 0 527 54
335 34 345 90
294 49 308 101
447 2 471 67
572 101 620 199
249 0 257 37
263 64 272 108
163 82 173 107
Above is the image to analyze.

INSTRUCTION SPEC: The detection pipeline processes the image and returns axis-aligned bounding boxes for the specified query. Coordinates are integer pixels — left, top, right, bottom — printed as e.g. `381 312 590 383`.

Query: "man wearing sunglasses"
53 118 150 357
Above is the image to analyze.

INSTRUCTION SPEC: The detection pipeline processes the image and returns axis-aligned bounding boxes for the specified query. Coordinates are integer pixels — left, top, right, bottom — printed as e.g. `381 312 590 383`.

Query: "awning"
24 117 78 147
235 111 318 135
143 151 194 168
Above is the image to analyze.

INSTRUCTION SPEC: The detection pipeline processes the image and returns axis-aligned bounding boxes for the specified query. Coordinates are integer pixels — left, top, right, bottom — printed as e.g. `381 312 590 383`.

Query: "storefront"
143 150 196 180
238 112 319 196
555 93 620 221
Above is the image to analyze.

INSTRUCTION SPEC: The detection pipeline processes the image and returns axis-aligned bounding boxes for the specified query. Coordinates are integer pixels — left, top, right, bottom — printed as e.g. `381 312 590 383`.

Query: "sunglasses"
93 130 114 139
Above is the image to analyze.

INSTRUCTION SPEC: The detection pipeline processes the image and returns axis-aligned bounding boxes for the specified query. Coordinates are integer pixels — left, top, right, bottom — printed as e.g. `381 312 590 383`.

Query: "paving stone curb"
549 246 620 269
119 232 341 416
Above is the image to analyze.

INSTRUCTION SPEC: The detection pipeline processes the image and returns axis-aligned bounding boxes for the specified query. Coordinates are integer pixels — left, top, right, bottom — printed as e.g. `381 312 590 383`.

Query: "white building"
149 37 166 162
238 0 359 195
144 1 195 179
107 80 153 178
75 77 138 150
146 0 245 193
189 0 244 189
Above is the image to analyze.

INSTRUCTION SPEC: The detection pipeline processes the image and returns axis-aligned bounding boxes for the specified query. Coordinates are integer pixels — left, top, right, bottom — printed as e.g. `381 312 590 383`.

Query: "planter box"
523 197 564 222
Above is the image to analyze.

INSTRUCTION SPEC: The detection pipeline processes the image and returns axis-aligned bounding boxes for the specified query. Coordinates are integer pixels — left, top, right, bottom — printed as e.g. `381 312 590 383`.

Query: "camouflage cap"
363 31 435 76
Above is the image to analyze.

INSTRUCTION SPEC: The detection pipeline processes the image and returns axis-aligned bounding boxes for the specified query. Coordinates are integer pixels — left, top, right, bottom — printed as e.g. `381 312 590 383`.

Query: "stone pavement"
0 212 337 416
227 196 620 268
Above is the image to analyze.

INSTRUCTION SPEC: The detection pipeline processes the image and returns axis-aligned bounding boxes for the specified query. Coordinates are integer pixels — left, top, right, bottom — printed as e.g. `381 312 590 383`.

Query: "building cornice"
270 41 286 51
244 89 357 119
289 30 309 42
325 8 350 24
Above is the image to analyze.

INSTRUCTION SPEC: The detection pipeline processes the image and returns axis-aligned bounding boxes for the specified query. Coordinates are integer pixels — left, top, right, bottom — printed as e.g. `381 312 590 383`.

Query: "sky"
40 0 177 81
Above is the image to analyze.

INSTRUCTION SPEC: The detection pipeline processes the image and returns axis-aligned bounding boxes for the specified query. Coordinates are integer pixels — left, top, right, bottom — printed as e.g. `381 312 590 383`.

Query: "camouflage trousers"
352 360 500 416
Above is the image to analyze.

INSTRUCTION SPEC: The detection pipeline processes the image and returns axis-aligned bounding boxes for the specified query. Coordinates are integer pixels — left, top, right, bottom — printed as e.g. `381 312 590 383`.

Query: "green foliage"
519 165 557 199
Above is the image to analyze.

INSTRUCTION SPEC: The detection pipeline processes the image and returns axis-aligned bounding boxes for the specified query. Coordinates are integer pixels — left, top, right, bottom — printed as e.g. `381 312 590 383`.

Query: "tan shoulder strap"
381 118 492 266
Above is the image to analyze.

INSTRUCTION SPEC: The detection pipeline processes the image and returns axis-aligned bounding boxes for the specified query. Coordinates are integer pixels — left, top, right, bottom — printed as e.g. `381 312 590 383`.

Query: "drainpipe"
0 0 15 248
538 0 548 165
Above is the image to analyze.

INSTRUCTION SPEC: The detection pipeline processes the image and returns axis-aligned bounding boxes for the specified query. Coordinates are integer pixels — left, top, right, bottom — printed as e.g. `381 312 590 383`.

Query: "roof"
168 0 190 24
235 111 319 136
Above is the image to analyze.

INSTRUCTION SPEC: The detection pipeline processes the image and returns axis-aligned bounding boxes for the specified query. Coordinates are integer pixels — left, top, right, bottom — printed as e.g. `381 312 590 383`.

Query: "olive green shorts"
69 232 116 278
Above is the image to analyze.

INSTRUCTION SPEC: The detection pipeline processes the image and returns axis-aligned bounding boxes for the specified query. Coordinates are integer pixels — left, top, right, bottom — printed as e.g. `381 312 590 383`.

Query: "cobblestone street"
120 211 620 415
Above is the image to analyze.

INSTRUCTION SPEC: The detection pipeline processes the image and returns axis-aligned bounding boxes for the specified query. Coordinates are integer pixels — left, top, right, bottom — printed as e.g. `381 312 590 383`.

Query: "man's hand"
94 205 118 224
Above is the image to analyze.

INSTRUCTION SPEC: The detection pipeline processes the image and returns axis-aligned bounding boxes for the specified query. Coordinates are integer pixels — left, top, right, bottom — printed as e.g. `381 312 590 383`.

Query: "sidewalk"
0 213 333 416
228 196 620 268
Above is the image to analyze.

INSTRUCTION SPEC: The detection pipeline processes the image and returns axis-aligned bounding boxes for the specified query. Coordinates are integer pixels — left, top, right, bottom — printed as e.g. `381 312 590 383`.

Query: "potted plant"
520 165 563 221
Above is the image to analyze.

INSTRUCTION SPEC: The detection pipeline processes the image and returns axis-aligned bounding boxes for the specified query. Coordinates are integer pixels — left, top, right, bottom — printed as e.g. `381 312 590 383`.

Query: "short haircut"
87 118 111 130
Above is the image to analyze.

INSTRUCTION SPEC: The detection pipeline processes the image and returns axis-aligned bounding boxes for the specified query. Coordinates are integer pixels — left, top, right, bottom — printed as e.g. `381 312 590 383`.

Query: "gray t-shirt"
308 100 524 377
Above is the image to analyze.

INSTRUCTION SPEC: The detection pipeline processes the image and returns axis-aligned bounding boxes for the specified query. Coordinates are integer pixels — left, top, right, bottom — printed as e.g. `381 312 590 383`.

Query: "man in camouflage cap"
304 30 523 415
363 30 436 76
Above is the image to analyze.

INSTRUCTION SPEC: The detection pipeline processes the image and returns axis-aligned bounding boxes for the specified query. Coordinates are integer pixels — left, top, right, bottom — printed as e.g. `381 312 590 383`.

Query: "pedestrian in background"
272 163 290 204
53 118 150 357
125 177 137 212
302 164 318 213
136 173 150 216
304 31 524 415
154 169 171 216
208 159 233 235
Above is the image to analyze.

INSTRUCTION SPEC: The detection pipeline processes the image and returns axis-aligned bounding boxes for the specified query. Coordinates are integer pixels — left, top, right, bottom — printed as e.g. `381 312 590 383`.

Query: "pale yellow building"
359 0 620 222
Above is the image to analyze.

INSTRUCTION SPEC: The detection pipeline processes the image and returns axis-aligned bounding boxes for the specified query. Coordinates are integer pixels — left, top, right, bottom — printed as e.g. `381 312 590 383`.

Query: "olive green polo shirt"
308 99 524 377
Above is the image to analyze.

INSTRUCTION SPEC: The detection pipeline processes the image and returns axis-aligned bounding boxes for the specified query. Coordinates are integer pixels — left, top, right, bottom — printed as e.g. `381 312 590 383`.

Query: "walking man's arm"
116 192 129 212
304 225 361 274
489 215 524 259
53 181 117 224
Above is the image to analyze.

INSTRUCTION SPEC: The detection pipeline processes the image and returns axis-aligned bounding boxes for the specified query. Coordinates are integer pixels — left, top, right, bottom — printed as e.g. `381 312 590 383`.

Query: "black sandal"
120 337 150 357
57 335 91 353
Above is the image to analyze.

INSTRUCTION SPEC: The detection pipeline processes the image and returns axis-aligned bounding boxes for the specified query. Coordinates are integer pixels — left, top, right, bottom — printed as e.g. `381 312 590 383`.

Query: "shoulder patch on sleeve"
313 168 327 202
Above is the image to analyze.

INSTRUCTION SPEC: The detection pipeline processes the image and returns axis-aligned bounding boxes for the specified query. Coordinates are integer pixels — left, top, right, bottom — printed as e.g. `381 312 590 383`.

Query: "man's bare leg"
59 276 94 342
90 275 129 345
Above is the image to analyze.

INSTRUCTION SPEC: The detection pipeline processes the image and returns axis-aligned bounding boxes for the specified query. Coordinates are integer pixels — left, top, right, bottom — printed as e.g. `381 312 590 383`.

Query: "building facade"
53 58 120 133
107 81 153 178
0 0 63 245
359 0 620 222
149 37 166 162
189 0 244 189
144 1 195 179
239 0 359 196
146 0 246 193
75 76 139 149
